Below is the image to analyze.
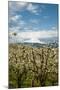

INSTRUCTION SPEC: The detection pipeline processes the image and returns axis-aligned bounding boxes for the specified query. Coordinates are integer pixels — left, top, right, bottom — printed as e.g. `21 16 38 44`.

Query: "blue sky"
8 1 58 43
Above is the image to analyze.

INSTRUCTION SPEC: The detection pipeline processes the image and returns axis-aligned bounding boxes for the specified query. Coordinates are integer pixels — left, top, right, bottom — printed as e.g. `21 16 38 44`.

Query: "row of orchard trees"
9 44 58 88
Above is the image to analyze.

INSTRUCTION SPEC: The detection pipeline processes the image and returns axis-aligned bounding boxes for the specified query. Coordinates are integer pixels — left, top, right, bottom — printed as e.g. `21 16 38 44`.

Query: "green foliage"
9 44 58 88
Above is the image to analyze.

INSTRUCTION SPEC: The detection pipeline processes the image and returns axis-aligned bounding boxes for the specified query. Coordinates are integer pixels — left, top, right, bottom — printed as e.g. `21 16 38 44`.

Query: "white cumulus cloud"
9 30 58 43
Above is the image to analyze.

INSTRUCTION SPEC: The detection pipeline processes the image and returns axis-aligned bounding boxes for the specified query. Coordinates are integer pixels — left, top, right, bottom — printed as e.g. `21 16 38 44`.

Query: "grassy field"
9 44 58 88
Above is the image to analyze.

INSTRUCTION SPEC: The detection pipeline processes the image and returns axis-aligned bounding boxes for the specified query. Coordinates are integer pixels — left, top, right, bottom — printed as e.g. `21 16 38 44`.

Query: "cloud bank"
9 30 58 43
